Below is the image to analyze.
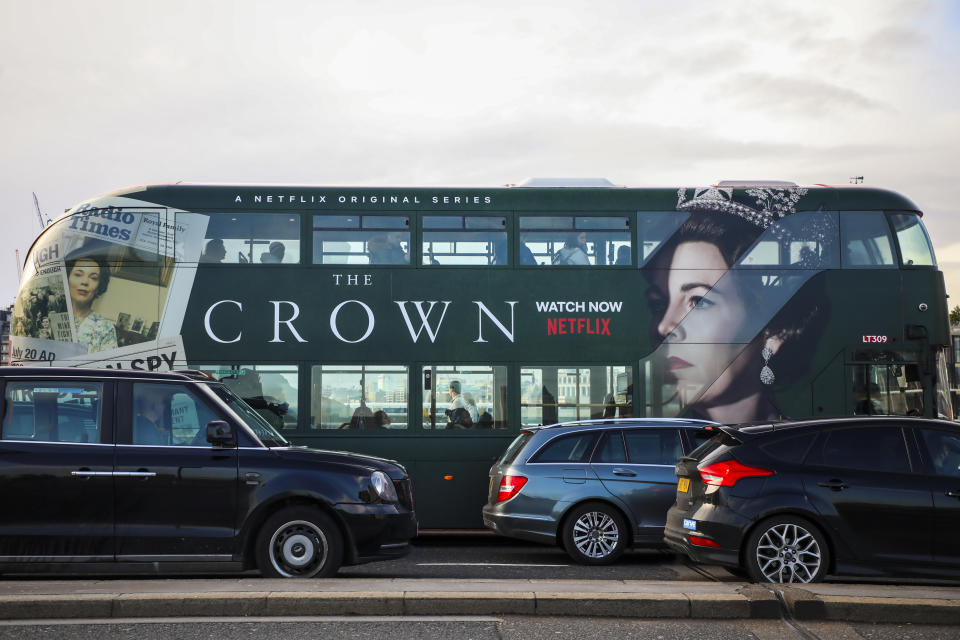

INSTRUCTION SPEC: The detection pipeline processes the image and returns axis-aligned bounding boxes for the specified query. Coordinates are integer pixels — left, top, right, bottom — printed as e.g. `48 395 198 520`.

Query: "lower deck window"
422 365 507 430
194 364 299 431
521 366 632 427
311 365 408 430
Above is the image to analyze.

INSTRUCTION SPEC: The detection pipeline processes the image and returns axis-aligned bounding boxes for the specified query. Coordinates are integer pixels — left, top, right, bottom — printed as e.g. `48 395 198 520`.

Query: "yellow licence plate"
677 478 690 493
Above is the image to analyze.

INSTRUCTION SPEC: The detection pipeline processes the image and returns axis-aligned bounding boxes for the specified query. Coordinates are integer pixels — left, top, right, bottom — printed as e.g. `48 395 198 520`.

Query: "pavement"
1 577 959 624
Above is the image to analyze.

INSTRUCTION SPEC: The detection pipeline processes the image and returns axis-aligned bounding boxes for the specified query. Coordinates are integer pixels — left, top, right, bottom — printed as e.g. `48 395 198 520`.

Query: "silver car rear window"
500 431 534 465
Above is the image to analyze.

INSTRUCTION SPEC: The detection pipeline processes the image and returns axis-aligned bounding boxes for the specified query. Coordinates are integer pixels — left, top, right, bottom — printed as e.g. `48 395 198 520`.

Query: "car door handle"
71 470 113 478
114 471 157 478
945 490 960 499
817 479 849 491
612 468 637 477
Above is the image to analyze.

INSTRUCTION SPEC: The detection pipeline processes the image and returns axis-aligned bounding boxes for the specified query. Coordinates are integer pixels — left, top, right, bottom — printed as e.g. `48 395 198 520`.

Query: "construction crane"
32 192 50 229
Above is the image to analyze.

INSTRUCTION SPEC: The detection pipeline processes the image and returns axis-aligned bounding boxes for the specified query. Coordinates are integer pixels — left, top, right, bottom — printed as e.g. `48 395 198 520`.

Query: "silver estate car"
482 418 714 564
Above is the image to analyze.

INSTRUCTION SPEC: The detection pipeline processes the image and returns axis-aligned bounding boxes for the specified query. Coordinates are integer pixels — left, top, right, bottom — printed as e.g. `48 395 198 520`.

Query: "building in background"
0 303 12 365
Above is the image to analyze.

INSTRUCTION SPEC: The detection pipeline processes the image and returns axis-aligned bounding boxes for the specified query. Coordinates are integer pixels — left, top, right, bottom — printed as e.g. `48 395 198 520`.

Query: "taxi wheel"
561 502 627 565
744 515 829 583
255 507 343 578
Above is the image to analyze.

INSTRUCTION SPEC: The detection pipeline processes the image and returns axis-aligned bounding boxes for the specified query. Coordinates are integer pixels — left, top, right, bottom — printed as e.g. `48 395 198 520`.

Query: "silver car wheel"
269 519 328 578
572 510 620 559
755 522 822 583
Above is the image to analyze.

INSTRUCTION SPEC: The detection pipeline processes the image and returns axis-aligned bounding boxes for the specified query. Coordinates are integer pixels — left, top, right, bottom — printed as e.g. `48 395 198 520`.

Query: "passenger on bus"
444 380 470 427
446 380 466 411
462 391 480 424
260 242 285 263
200 238 227 263
347 405 374 429
553 232 590 265
853 383 886 415
446 407 473 429
476 410 494 429
519 234 538 265
373 409 391 429
615 245 631 265
368 232 409 264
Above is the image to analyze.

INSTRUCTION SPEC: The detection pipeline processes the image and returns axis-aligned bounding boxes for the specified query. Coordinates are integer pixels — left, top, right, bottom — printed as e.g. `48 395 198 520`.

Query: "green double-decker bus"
11 179 954 527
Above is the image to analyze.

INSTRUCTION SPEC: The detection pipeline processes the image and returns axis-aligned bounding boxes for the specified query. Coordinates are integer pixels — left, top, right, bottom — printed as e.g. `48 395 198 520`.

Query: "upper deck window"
889 212 935 267
201 213 300 264
839 211 896 268
313 215 410 265
737 211 840 269
637 212 687 266
519 215 631 266
422 215 507 266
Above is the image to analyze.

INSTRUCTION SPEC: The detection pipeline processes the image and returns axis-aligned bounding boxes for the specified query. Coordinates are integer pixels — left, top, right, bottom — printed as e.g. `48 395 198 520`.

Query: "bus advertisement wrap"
9 181 951 527
11 197 208 369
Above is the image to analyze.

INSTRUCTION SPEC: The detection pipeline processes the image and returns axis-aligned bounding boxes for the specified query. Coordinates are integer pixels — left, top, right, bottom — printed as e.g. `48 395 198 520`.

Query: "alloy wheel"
572 510 620 559
754 522 822 583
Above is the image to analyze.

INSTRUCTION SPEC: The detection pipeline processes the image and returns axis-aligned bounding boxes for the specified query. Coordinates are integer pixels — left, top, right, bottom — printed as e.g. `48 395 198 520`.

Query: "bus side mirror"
206 420 236 447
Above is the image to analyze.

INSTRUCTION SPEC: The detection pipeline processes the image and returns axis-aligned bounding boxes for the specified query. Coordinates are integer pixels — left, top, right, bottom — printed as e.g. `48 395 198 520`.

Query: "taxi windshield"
210 384 289 447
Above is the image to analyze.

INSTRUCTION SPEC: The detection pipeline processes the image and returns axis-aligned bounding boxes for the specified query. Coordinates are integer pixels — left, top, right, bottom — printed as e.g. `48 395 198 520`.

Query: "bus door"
847 353 924 417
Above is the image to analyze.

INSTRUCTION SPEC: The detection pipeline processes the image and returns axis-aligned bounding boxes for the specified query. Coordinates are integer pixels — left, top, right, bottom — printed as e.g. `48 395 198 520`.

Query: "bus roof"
66 182 922 218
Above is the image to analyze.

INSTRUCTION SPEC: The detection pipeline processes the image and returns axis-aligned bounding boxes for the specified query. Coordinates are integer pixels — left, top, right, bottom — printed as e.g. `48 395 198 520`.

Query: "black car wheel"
562 502 627 565
256 507 343 578
744 515 829 583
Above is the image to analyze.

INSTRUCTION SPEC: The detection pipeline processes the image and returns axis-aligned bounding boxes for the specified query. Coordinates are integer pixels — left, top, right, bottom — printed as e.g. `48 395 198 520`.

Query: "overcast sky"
2 0 959 304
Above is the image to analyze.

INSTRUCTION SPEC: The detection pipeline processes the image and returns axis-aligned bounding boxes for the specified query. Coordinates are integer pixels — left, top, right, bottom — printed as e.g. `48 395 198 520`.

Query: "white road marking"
417 562 569 567
0 616 501 625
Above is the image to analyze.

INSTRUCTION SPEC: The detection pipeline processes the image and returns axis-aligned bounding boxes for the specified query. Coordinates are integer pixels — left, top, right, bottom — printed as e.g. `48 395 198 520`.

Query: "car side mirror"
206 420 236 448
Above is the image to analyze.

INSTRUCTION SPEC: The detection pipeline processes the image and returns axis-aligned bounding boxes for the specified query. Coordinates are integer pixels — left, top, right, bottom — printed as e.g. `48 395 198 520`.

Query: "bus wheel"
255 507 343 578
561 502 627 565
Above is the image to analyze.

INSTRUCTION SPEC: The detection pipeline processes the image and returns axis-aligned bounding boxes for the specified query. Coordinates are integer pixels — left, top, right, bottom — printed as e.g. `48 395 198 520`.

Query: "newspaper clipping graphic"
11 201 207 370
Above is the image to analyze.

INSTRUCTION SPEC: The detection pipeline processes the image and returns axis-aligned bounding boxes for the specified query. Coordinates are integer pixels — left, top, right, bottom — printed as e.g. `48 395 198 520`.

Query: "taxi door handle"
612 468 636 477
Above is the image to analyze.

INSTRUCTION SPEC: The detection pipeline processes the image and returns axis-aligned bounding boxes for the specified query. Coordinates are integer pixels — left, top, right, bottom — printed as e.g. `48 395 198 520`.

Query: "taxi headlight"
371 471 398 503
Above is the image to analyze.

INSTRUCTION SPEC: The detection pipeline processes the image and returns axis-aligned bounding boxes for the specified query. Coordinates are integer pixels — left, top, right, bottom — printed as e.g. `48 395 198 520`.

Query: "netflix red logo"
547 317 612 336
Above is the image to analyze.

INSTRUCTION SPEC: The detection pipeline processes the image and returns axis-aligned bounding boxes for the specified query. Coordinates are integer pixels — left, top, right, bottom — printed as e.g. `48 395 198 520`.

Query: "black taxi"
0 367 417 578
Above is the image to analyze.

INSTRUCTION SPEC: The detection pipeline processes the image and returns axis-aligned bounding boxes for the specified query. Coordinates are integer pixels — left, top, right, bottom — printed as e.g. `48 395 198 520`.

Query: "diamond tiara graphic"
676 186 809 229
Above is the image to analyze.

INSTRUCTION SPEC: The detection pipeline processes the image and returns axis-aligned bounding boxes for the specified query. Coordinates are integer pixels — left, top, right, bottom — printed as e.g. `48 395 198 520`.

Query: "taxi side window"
133 383 220 446
1 381 102 444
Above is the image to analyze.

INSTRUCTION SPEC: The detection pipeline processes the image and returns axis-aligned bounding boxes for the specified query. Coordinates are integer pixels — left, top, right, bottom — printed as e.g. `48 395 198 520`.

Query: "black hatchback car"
0 367 417 578
665 417 960 583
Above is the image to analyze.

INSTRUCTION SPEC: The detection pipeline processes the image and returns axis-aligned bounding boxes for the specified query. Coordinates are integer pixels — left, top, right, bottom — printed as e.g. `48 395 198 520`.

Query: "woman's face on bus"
68 260 101 308
649 241 755 404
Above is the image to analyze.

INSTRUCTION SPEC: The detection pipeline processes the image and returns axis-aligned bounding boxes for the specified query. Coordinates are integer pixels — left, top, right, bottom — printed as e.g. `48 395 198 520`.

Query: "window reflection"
840 211 895 268
889 213 935 267
195 364 298 431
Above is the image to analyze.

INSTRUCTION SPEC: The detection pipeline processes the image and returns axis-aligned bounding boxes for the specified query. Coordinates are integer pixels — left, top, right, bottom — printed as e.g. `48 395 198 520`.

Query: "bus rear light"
689 535 721 548
497 475 528 502
699 460 773 487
